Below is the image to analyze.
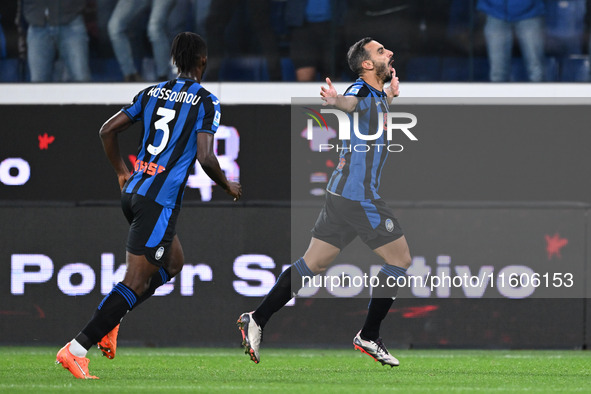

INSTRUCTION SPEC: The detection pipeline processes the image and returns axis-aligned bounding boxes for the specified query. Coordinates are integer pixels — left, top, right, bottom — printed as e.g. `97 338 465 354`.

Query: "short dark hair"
347 37 373 76
171 32 207 74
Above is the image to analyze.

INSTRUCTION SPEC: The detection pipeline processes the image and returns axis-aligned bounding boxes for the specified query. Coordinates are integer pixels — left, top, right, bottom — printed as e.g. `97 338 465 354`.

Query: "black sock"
135 267 171 307
75 282 138 349
253 257 315 328
361 264 407 341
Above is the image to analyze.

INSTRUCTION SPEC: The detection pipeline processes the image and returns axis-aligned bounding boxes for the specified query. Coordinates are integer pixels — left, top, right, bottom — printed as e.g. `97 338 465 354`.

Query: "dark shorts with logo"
311 193 404 250
121 192 179 266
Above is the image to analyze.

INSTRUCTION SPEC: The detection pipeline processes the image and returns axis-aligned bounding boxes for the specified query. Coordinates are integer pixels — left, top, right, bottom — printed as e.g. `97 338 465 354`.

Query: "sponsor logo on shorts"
155 246 165 260
385 218 394 233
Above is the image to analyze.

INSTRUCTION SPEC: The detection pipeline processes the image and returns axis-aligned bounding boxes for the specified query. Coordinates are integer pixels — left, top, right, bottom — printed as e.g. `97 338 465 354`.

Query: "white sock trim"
69 339 88 357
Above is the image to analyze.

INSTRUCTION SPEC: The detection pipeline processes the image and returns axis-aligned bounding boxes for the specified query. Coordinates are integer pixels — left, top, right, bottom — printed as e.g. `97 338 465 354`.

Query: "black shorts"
311 193 404 250
121 193 179 266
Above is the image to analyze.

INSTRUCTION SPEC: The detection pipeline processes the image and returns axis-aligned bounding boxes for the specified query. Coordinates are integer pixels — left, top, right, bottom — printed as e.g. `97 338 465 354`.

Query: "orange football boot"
97 324 120 359
56 343 99 379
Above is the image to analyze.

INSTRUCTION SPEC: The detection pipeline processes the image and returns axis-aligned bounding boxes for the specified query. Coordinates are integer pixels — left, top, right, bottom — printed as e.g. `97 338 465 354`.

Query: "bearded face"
374 60 393 83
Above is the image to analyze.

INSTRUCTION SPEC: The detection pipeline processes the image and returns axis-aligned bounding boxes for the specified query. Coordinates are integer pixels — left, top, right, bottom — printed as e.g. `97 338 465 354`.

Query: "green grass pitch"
0 347 589 393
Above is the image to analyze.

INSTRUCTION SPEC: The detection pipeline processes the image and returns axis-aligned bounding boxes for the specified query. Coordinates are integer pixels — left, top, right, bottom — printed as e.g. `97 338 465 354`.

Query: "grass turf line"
0 347 589 393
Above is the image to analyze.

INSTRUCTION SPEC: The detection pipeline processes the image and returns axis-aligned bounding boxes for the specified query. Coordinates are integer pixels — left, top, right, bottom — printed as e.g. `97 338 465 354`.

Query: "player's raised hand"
320 77 338 106
385 68 400 99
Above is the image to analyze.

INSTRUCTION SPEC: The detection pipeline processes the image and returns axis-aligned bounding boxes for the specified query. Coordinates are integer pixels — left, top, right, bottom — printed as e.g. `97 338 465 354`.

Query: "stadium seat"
0 58 20 82
140 57 156 82
219 56 270 81
510 57 559 82
0 15 7 59
560 55 590 81
405 57 441 82
440 57 489 82
281 57 296 81
269 0 288 37
545 0 586 56
90 57 124 82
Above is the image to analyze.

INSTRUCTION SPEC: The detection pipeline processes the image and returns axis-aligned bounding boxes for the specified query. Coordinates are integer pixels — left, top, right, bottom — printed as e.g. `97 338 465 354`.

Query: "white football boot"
353 330 400 367
237 312 263 364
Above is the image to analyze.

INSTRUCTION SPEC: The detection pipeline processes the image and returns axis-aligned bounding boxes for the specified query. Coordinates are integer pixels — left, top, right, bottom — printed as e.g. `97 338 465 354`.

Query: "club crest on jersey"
385 219 394 233
155 246 165 260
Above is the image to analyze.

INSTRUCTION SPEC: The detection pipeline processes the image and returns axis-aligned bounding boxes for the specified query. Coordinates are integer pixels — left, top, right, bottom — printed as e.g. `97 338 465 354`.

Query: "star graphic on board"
391 305 439 318
38 133 55 150
545 233 568 260
128 155 137 169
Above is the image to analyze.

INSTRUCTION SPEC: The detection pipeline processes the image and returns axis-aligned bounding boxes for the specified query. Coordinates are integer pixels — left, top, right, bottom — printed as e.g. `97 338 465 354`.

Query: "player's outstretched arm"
197 132 242 201
99 111 133 190
320 77 357 113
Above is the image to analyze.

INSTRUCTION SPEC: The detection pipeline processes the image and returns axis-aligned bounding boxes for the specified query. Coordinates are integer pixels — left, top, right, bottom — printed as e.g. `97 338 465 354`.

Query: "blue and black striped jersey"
121 78 221 208
326 78 390 201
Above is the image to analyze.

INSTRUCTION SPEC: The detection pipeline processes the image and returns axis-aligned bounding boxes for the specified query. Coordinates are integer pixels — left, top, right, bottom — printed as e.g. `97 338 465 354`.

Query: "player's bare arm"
197 132 242 201
99 111 133 190
320 77 358 113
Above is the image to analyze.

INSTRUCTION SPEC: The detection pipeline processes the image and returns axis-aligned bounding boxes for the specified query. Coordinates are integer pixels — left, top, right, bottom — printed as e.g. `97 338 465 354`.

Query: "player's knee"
384 251 412 270
303 259 329 275
166 262 182 278
400 253 412 269
302 249 338 274
164 238 184 277
165 253 184 278
311 265 327 275
396 250 412 269
123 279 150 296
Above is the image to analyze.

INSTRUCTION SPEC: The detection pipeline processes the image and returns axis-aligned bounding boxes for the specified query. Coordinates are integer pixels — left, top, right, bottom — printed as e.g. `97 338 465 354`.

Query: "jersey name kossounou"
121 78 220 208
326 78 390 201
